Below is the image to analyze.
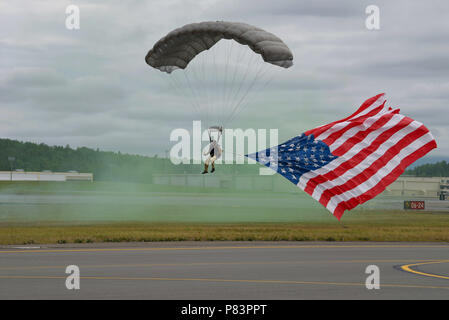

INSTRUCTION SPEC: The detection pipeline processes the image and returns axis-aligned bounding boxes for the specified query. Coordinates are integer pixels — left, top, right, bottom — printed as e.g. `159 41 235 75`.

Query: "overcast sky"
1 0 448 161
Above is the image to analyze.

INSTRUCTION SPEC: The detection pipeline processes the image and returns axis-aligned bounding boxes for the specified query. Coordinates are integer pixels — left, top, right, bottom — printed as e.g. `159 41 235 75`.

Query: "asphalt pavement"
0 241 448 299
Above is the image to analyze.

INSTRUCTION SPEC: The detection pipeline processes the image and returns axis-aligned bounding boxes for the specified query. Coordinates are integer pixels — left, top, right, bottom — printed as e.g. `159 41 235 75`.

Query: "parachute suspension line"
226 67 276 125
203 50 213 126
213 47 221 126
211 46 218 127
183 71 204 122
222 41 245 123
221 52 257 127
201 48 211 127
172 71 203 120
160 70 202 121
221 40 234 126
145 21 294 131
222 60 269 127
188 51 209 126
233 51 257 112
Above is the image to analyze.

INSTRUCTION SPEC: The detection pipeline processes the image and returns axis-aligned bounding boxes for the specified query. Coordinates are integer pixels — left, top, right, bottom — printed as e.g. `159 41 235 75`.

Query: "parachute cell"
145 21 293 73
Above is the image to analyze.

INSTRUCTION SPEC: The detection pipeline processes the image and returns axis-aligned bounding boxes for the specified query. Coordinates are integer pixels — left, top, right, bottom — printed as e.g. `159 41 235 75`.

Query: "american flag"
247 93 437 220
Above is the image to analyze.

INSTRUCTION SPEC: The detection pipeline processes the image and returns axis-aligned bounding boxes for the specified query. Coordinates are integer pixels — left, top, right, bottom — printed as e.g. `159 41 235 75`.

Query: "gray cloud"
0 0 448 159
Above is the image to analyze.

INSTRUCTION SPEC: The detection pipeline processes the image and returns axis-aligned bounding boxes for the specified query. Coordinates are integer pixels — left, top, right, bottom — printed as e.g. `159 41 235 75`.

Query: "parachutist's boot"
211 164 215 173
202 164 209 174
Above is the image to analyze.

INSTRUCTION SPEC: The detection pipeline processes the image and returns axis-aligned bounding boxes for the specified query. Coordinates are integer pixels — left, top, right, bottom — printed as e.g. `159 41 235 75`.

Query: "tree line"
0 138 257 183
3 138 446 182
405 161 449 177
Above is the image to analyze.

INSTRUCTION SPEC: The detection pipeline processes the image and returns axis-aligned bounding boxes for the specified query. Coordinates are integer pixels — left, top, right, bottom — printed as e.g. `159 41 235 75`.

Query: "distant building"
385 176 449 197
152 173 448 198
0 171 93 182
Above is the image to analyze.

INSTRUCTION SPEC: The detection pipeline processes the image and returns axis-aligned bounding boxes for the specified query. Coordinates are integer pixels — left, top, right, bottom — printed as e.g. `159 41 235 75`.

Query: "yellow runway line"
0 259 442 271
0 274 448 290
1 244 449 254
400 260 449 280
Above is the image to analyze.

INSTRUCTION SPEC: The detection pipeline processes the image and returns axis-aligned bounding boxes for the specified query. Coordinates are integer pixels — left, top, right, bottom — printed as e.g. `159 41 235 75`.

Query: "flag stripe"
330 110 400 155
321 103 386 146
332 140 437 219
318 123 430 207
305 115 414 196
249 93 437 220
304 93 385 139
315 98 388 142
326 132 436 215
301 113 405 194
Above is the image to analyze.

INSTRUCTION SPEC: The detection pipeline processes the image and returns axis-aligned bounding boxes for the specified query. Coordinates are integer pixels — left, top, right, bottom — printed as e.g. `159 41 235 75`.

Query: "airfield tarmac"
0 241 448 299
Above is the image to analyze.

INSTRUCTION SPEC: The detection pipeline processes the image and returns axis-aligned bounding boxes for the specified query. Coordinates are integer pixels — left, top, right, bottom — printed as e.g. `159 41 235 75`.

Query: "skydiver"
202 138 222 174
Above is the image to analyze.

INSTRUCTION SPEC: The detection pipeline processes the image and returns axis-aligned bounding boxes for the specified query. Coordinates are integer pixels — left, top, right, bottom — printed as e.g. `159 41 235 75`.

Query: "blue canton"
246 133 338 185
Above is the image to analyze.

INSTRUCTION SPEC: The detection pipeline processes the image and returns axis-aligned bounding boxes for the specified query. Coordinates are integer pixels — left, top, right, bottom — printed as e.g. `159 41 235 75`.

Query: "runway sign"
404 200 425 210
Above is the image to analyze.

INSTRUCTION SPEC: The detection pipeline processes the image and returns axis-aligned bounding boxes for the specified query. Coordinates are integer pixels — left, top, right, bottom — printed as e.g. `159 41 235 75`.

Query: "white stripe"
315 95 387 141
297 114 404 191
328 109 394 152
315 108 387 143
326 132 434 213
348 94 386 119
312 120 422 200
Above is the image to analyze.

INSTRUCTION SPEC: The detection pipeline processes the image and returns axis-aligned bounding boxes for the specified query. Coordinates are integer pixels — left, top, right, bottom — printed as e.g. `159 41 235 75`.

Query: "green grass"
1 181 448 244
1 211 449 244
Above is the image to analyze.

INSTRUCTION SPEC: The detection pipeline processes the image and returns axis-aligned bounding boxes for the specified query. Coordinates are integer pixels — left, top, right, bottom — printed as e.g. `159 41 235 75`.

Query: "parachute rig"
145 21 294 130
207 125 223 143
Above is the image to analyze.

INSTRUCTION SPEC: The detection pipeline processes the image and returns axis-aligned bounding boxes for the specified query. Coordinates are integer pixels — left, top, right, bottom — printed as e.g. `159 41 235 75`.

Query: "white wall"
0 171 93 182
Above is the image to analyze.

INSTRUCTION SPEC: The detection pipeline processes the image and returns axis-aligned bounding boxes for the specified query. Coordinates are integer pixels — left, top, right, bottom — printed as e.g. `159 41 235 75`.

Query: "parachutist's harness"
207 126 223 157
208 126 223 142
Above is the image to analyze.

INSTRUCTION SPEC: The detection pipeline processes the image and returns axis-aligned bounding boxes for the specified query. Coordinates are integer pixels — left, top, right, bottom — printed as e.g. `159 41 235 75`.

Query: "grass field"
1 181 448 244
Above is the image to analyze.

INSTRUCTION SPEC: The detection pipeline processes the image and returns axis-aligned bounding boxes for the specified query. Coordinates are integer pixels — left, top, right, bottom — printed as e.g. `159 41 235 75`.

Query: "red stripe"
322 103 386 146
305 93 385 138
332 109 400 155
333 140 437 220
304 116 414 195
319 124 429 207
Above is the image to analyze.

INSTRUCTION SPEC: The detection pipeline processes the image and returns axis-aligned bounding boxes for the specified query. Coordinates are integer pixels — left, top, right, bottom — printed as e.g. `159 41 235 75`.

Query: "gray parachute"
145 21 293 73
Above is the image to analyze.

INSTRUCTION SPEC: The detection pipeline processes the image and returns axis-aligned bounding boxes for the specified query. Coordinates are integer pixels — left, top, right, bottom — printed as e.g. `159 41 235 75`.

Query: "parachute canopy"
145 21 293 73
